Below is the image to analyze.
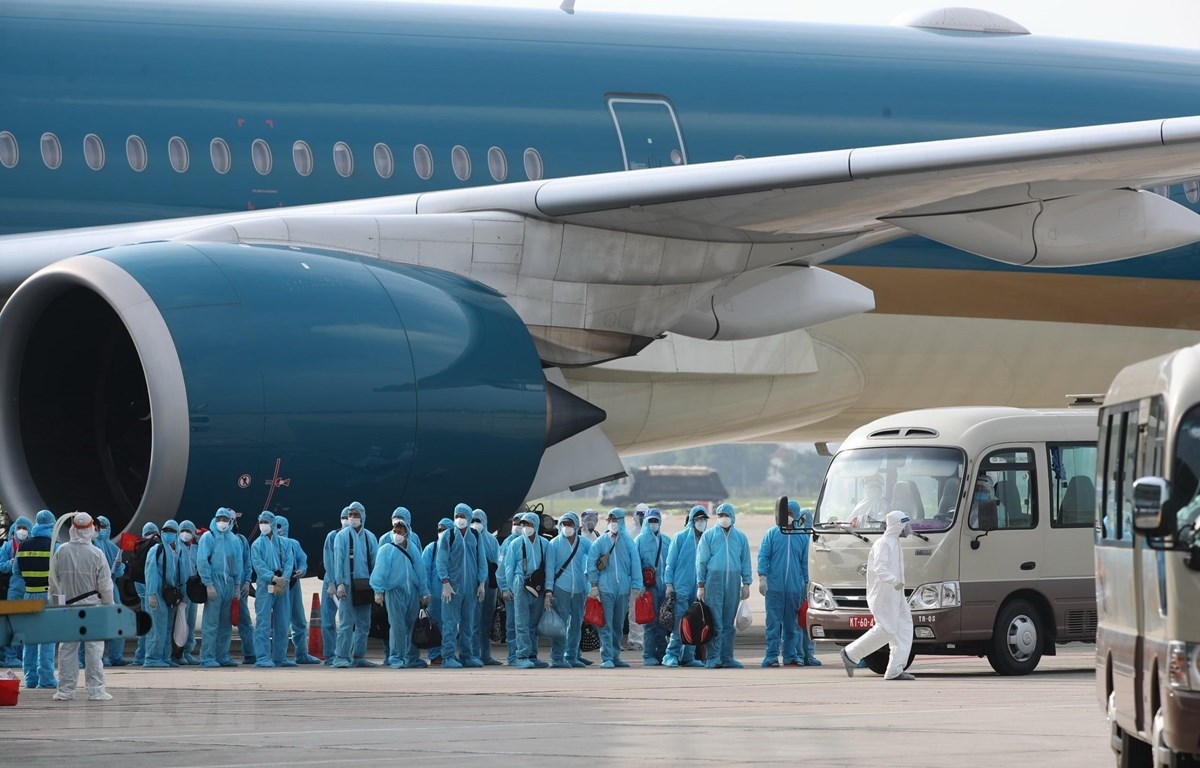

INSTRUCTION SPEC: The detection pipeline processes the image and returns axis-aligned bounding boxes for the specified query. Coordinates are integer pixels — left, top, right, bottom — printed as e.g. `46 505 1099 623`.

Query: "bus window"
971 448 1036 530
1099 410 1126 542
1170 405 1200 547
1048 444 1097 527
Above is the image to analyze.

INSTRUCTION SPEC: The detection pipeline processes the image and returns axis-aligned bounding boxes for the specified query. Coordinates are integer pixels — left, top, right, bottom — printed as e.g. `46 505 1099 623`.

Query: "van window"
815 446 964 532
1048 443 1097 527
971 448 1036 530
1171 404 1200 547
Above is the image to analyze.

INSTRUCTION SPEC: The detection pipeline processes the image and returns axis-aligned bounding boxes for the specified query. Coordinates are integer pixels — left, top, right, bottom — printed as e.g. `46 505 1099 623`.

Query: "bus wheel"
986 598 1044 675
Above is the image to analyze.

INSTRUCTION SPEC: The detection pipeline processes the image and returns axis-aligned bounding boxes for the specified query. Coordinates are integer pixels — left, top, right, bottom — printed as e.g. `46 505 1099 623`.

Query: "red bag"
641 566 656 588
798 599 809 630
634 590 655 625
584 596 605 627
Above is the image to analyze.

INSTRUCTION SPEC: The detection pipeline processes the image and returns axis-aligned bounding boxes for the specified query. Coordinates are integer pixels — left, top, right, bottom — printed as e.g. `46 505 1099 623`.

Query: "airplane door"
607 96 688 170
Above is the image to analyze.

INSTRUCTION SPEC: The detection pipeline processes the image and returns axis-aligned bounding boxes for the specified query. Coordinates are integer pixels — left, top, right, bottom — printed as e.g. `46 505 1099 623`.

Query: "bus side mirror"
776 496 791 531
970 501 998 550
1132 477 1170 534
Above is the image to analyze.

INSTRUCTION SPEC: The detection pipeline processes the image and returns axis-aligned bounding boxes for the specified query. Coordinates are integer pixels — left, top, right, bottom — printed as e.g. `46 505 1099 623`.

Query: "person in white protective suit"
840 510 916 681
848 475 888 529
50 512 115 701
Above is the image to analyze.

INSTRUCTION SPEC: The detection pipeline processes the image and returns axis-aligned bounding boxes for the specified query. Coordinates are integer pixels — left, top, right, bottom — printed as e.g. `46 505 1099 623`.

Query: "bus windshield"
815 446 965 532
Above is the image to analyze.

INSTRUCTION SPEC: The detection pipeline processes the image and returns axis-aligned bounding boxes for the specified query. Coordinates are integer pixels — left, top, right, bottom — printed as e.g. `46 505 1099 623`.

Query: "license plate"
849 615 875 630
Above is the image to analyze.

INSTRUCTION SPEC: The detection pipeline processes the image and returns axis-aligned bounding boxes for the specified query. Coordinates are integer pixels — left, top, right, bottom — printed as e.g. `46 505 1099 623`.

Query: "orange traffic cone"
307 592 323 660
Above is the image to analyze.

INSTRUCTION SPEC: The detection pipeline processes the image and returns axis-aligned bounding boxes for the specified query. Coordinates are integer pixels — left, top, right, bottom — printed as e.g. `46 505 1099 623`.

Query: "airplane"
3 0 1200 558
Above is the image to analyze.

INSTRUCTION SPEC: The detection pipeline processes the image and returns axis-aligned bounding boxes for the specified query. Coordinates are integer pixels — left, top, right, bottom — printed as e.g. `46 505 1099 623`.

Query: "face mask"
349 517 362 529
607 521 619 534
259 523 271 535
393 532 406 546
694 519 707 533
648 522 660 533
216 521 230 533
340 518 350 528
718 517 732 529
561 524 575 537
455 517 468 530
584 521 596 531
511 524 520 536
471 521 483 532
181 531 194 543
523 525 535 538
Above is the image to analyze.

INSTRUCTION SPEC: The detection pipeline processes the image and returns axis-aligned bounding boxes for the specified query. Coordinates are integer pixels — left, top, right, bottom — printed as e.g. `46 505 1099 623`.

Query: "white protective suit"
845 510 913 679
49 513 115 700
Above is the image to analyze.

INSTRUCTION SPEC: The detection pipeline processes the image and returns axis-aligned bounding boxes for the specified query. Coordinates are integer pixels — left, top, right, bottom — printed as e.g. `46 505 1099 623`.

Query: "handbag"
537 606 567 640
657 591 676 631
348 533 375 607
798 599 809 630
186 574 207 604
584 595 605 627
641 537 662 588
522 538 546 597
580 622 601 652
412 608 441 649
490 596 507 643
634 590 655 625
735 599 753 633
681 600 717 646
159 547 182 608
368 601 389 640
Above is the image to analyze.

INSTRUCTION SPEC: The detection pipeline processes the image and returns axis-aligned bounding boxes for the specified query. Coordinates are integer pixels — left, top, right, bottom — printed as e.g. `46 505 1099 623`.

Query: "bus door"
1043 442 1101 633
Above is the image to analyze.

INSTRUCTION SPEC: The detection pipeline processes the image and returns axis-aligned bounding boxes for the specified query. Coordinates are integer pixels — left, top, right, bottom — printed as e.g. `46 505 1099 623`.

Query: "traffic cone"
307 592 323 660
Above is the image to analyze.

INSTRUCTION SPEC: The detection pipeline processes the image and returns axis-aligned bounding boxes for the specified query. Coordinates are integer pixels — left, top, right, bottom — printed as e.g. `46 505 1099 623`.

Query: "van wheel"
863 646 915 676
986 598 1043 675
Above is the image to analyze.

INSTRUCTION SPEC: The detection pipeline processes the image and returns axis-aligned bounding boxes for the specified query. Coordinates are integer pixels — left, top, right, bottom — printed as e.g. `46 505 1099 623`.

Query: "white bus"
806 407 1098 676
1096 347 1200 767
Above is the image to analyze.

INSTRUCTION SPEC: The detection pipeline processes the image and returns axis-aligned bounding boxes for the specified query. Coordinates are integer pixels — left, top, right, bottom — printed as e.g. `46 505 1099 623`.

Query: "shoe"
643 658 661 667
429 658 443 667
840 649 856 678
296 656 321 665
253 660 276 668
724 659 744 669
515 659 535 669
763 659 780 668
1 658 20 668
600 660 615 669
38 681 59 689
389 661 406 669
350 659 379 668
109 659 132 667
482 658 503 666
569 660 587 668
242 657 257 665
613 659 630 668
579 657 593 666
408 659 428 669
550 661 571 668
88 692 113 701
166 659 180 667
180 655 200 665
662 656 679 668
685 661 705 668
704 660 723 669
888 672 917 681
52 692 74 701
330 659 351 669
531 659 549 668
462 659 483 668
200 660 220 668
279 660 298 668
441 658 463 669
218 660 239 668
805 658 823 667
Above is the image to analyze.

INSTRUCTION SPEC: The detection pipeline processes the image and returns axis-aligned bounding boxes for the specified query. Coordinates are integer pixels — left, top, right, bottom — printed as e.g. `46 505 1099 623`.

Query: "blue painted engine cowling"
0 241 547 555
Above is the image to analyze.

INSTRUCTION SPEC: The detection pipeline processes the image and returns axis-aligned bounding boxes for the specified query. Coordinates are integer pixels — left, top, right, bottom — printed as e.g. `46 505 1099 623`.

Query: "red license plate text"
849 615 875 630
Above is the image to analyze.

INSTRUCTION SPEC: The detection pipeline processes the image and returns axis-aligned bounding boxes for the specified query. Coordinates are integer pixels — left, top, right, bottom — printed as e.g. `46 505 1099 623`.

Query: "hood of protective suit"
142 521 160 537
96 515 113 539
180 520 197 535
686 505 706 525
884 510 909 539
607 507 629 534
581 509 598 526
340 506 350 521
393 507 412 527
68 512 96 543
645 508 662 523
35 509 54 527
209 509 235 536
559 511 580 529
436 517 453 533
715 502 736 524
520 512 540 528
274 516 290 537
257 511 275 525
12 515 31 535
472 508 488 528
453 502 472 520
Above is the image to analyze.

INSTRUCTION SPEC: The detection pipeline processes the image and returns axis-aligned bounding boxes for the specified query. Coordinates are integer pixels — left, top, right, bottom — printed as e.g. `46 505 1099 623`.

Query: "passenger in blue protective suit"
435 503 487 668
370 516 431 668
496 512 523 664
636 508 670 666
321 507 350 665
132 521 160 665
504 512 549 669
758 501 819 667
376 507 422 666
251 511 295 668
91 516 131 666
197 508 245 668
471 508 503 666
585 508 644 669
332 501 379 668
545 511 591 668
16 510 57 688
0 515 32 667
143 519 182 668
663 506 708 668
173 520 201 665
420 518 452 665
273 515 318 664
232 512 256 664
696 503 753 669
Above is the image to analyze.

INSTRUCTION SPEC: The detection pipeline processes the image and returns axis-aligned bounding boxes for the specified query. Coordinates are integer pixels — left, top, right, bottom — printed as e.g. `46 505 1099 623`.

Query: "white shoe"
88 692 113 701
52 692 74 701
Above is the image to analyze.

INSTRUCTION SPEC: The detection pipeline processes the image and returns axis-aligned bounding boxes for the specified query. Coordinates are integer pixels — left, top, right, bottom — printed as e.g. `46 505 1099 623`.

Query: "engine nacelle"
0 242 547 553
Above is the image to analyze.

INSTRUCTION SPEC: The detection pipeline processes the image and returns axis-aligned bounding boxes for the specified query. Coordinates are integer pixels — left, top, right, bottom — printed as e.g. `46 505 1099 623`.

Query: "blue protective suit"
320 507 349 665
196 510 244 667
17 510 57 687
504 512 548 668
696 503 752 668
143 520 182 668
471 509 502 665
333 502 378 666
758 502 814 665
251 511 295 667
175 520 200 664
1 516 32 667
435 504 486 667
545 511 591 667
420 518 451 663
663 506 708 667
636 511 669 665
497 519 523 663
273 516 316 663
370 527 429 668
585 508 644 667
234 525 256 662
132 521 158 665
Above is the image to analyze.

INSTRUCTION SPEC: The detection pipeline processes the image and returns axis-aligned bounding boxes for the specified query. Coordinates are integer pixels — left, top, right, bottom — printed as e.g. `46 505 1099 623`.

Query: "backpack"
128 534 160 584
680 600 717 646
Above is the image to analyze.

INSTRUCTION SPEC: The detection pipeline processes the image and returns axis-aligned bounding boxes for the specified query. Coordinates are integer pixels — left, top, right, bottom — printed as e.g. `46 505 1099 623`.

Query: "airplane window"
126 135 147 172
523 148 543 181
168 136 189 173
40 133 62 170
293 141 313 176
488 147 507 182
83 134 105 171
373 143 393 179
252 139 272 175
734 154 746 160
670 149 683 165
413 144 433 180
451 145 471 181
1155 185 1171 198
1186 180 1200 204
0 131 17 168
210 138 231 174
333 142 354 177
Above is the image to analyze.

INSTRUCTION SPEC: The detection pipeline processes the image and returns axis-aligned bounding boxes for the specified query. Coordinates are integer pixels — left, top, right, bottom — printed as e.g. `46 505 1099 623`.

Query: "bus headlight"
1167 641 1200 691
908 581 961 610
809 582 837 611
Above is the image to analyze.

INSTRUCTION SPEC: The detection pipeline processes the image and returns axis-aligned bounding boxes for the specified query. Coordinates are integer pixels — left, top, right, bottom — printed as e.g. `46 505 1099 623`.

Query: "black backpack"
680 600 717 646
127 534 160 584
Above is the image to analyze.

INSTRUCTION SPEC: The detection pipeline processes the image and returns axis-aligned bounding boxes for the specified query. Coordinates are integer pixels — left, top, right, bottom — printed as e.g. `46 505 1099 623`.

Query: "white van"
806 407 1097 675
